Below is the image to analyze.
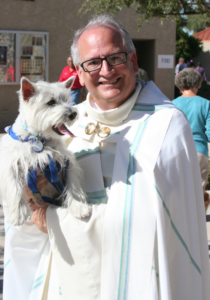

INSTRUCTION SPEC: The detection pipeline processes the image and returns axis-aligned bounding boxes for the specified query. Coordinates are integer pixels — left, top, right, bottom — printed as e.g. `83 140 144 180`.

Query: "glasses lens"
107 53 126 66
83 58 101 72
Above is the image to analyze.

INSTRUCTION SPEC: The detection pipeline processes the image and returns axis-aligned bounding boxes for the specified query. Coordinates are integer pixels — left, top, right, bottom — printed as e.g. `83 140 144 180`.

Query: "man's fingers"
31 206 48 234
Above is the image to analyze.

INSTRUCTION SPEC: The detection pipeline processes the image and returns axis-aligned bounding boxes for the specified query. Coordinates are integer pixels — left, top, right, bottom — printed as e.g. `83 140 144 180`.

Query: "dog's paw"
70 201 92 219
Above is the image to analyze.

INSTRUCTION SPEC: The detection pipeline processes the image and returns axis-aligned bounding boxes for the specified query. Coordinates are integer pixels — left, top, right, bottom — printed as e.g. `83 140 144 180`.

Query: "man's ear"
21 77 36 101
75 65 85 86
130 51 139 75
63 76 75 89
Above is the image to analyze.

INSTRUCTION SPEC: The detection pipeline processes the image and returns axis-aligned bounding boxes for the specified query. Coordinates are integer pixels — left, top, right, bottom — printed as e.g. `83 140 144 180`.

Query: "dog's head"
18 77 78 139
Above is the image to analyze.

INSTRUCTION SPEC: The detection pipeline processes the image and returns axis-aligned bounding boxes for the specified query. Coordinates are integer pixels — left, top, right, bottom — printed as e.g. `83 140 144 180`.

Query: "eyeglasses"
80 51 131 72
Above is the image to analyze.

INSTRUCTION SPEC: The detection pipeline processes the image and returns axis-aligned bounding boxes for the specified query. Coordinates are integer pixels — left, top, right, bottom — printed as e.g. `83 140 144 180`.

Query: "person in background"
175 57 187 75
173 68 210 207
59 56 86 105
195 62 207 82
136 60 149 81
187 60 195 69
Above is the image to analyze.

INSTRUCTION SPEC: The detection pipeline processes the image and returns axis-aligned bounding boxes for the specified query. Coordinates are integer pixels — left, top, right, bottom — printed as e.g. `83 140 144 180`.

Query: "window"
32 36 42 46
0 30 48 84
22 46 33 56
0 47 7 65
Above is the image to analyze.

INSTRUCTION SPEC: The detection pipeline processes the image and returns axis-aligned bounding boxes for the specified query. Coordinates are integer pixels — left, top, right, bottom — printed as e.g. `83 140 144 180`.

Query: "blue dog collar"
5 125 69 206
5 125 46 153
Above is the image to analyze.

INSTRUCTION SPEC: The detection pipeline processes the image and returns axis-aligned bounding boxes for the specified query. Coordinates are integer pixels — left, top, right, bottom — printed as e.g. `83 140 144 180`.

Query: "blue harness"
6 125 69 206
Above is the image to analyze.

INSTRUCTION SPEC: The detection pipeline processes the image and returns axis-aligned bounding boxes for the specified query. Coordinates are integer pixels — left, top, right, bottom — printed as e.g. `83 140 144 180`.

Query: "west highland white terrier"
0 76 91 226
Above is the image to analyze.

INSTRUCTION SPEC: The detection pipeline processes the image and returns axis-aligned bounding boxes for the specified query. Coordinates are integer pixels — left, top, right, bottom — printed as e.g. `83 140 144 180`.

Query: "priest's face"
76 26 138 111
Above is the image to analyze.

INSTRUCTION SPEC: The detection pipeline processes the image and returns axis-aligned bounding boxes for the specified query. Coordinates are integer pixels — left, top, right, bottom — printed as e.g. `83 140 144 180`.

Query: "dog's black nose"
69 111 77 121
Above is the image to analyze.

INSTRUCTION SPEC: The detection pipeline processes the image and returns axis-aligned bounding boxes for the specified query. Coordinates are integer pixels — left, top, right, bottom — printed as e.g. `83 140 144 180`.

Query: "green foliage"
176 28 203 61
186 14 210 33
79 0 210 28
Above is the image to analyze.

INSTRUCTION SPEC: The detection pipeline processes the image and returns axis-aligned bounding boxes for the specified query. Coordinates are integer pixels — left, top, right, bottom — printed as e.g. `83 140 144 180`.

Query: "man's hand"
25 168 49 211
31 206 48 234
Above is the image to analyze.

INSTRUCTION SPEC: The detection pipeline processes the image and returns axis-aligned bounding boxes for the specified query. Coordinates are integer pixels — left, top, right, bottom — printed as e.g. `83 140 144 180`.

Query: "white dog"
0 77 91 226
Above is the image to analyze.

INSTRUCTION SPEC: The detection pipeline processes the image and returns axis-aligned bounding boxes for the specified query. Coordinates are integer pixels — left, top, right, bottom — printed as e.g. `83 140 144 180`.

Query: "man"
4 14 210 300
175 57 187 75
59 56 86 105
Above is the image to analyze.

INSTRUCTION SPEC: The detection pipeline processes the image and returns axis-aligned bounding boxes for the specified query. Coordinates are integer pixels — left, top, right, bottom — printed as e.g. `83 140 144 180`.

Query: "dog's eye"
47 99 56 106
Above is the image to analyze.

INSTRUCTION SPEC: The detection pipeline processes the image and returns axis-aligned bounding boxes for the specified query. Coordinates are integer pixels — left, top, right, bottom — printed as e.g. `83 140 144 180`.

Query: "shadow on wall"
193 50 210 81
133 40 155 81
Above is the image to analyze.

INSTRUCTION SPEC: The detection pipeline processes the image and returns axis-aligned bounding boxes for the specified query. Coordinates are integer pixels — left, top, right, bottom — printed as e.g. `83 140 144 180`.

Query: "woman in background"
173 68 210 207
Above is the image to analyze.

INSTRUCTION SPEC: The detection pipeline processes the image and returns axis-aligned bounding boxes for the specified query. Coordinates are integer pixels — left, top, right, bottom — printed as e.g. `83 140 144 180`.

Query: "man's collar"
85 80 143 126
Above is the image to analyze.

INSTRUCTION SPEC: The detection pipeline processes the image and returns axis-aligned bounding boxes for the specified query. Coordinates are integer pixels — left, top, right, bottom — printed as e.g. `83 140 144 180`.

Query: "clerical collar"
86 81 142 126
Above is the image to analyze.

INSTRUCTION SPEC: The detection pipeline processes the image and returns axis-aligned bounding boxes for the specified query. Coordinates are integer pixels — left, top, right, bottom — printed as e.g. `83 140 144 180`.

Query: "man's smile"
99 78 120 85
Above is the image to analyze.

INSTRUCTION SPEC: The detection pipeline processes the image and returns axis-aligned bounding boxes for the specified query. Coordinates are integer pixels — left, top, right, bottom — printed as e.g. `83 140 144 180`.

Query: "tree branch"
201 0 210 12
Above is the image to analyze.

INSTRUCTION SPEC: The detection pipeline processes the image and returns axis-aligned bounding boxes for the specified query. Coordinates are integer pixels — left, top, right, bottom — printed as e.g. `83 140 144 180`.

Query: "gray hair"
71 14 136 66
175 68 203 90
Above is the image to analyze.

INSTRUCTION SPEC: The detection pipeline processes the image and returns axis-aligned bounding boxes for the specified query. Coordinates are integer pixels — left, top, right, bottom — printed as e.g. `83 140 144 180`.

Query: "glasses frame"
80 51 131 72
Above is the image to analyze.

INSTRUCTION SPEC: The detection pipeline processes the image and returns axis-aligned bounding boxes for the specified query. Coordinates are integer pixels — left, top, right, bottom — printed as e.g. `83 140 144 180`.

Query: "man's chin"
94 92 128 110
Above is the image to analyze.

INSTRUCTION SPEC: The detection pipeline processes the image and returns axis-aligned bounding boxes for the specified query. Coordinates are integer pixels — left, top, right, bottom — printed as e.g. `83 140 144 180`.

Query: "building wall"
0 0 176 130
193 41 210 81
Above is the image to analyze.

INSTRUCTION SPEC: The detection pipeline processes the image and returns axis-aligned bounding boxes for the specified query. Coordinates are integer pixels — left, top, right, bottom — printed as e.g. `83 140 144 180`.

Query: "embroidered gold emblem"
98 127 111 138
85 123 111 138
85 123 96 135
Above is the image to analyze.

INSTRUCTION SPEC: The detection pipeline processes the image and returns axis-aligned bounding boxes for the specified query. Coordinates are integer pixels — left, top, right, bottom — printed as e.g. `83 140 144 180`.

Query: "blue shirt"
173 96 210 157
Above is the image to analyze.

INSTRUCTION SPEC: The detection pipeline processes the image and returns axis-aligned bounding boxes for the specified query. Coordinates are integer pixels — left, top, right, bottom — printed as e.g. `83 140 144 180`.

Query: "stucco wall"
193 41 210 81
0 0 176 129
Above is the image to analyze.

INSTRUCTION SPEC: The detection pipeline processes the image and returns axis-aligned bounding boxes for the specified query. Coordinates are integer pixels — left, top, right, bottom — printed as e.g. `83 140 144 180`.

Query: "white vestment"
3 80 210 300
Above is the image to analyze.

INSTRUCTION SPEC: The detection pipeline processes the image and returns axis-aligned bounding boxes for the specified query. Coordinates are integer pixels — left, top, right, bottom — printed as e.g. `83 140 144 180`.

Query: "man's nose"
99 60 114 75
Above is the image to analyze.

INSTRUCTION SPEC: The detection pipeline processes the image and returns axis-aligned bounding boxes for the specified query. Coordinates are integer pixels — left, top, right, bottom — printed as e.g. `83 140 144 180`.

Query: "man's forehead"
77 25 124 61
78 25 122 45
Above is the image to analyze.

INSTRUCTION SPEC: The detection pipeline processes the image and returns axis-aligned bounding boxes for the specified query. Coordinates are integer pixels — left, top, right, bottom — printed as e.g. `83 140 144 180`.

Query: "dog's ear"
21 77 35 101
63 76 76 90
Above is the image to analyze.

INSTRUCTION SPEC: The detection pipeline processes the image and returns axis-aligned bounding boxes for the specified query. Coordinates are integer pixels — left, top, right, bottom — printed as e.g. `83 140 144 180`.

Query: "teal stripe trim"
5 226 10 234
86 190 106 204
152 266 159 278
74 147 100 160
118 120 148 300
59 286 62 295
31 274 45 290
154 185 201 275
132 104 174 112
4 259 11 269
78 125 86 129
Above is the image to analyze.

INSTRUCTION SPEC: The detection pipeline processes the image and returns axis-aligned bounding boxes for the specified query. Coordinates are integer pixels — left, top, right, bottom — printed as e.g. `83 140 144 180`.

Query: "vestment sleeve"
154 109 210 300
46 204 106 299
3 213 50 300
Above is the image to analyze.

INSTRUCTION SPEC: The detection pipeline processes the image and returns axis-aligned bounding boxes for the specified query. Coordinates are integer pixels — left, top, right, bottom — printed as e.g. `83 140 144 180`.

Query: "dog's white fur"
0 77 91 226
